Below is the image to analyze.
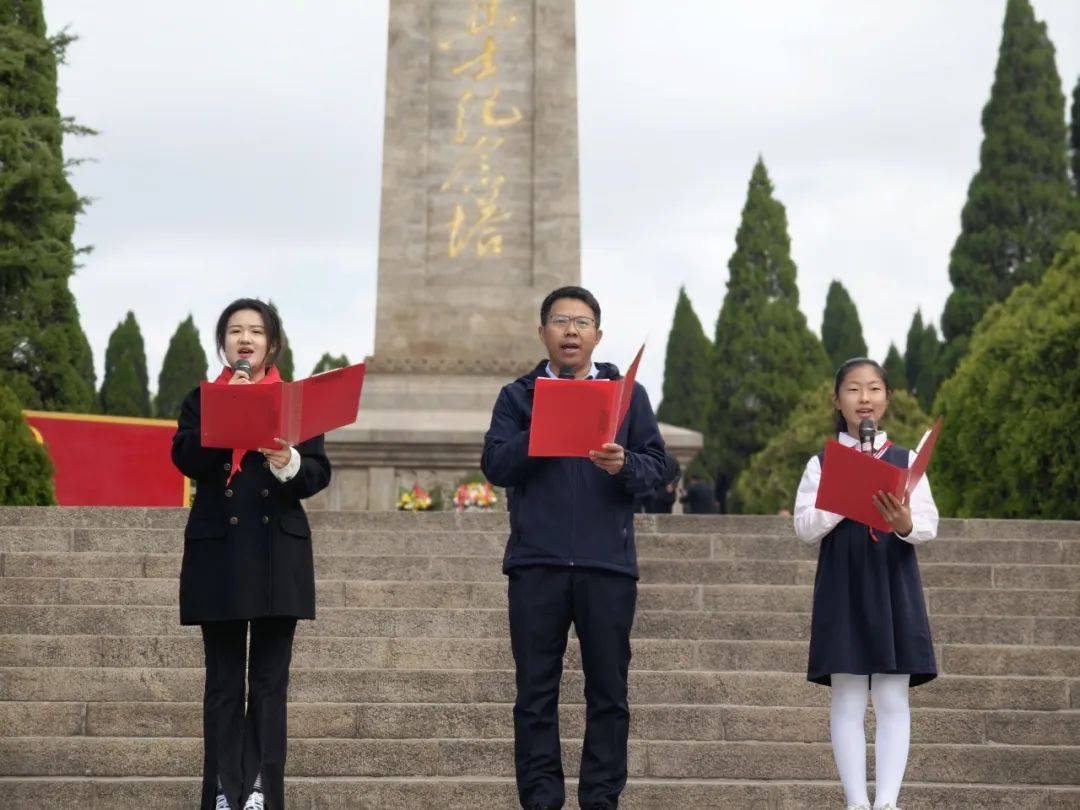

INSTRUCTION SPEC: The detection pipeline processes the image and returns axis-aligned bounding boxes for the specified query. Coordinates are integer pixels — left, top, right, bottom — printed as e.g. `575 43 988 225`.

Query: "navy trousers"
508 565 637 809
200 617 297 810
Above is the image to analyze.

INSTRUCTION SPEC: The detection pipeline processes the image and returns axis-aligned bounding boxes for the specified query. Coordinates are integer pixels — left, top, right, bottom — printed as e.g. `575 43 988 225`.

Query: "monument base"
307 370 704 511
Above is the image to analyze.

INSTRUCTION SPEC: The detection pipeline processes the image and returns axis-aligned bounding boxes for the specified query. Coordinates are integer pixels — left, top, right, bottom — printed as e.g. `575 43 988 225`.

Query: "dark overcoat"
172 386 331 625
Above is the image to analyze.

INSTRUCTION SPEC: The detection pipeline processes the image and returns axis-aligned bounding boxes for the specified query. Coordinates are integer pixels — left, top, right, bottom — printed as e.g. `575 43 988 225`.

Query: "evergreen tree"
154 315 207 419
277 342 294 381
708 158 830 505
312 352 350 375
732 380 929 515
98 311 150 416
1071 75 1079 196
883 342 907 390
913 323 943 412
267 300 293 381
0 1 96 412
820 280 868 367
933 233 1080 519
0 384 55 505
904 310 925 391
656 287 713 435
940 0 1076 369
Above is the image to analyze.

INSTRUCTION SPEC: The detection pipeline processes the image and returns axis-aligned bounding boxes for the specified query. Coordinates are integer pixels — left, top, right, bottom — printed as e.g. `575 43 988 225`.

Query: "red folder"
815 418 942 532
200 363 366 450
528 345 644 458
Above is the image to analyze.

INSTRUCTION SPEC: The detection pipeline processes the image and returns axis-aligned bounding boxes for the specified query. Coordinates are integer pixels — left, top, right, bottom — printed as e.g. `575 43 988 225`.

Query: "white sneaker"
878 805 901 810
215 793 231 810
243 790 265 810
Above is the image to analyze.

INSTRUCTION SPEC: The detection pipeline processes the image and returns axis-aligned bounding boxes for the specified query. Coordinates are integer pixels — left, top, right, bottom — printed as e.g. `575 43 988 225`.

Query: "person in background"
680 472 715 514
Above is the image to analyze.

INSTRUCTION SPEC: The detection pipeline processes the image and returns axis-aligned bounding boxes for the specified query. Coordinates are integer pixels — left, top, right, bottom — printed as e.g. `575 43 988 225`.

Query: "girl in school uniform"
171 298 331 810
793 358 939 810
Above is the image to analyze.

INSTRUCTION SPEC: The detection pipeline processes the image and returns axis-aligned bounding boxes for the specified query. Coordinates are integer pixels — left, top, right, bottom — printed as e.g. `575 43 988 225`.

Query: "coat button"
223 462 231 471
229 516 239 526
261 516 270 525
225 489 234 498
263 461 271 470
261 489 270 498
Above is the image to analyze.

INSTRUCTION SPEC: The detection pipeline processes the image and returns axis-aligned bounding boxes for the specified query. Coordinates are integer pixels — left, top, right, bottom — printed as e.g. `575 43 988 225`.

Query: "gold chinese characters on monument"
438 1 524 260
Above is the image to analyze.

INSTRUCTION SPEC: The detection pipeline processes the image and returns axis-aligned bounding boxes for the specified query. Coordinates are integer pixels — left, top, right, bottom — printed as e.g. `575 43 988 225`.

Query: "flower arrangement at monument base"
397 484 433 512
453 481 498 512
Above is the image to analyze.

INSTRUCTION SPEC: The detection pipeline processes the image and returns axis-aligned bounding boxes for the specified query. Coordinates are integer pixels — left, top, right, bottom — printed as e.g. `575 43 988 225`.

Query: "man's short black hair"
540 286 601 327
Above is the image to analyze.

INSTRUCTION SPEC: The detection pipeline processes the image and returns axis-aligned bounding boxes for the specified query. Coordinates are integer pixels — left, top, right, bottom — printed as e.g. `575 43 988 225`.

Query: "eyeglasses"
547 315 597 331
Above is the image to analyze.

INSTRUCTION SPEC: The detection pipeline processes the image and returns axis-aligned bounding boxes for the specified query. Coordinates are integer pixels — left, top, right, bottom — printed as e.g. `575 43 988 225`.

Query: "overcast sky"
44 1 1080 406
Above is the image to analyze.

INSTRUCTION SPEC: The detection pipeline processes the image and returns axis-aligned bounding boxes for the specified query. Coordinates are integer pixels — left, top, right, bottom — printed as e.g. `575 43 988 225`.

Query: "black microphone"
858 418 876 457
558 365 575 380
233 359 252 380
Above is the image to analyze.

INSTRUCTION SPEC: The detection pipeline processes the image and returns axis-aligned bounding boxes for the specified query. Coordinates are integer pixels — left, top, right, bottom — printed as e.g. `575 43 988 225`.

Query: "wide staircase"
0 508 1077 808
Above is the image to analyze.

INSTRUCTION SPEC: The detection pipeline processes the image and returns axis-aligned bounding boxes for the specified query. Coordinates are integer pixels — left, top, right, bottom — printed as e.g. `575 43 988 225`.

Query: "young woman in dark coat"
171 298 331 810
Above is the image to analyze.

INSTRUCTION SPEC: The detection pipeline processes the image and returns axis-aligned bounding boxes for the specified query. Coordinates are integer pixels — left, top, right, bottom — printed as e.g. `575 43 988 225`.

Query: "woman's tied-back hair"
832 357 891 434
214 298 287 370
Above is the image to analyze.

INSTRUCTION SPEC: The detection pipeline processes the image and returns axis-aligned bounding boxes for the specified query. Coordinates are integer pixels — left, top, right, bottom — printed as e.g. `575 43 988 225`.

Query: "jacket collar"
522 360 621 390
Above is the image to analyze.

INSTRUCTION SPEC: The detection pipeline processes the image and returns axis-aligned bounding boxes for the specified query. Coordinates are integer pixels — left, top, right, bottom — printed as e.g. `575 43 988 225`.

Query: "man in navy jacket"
482 286 666 810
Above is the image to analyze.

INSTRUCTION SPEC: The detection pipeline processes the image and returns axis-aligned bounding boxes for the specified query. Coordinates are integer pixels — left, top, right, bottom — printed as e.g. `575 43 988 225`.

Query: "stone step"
1 737 1078 785
2 576 1077 617
6 551 1079 591
2 507 1077 541
4 635 1079 678
2 700 1077 746
3 604 1078 646
5 525 1080 565
1 775 1078 810
2 667 1074 711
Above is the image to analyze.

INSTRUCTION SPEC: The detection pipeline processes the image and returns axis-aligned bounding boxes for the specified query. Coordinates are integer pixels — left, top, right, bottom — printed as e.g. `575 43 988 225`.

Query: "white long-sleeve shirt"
793 431 938 546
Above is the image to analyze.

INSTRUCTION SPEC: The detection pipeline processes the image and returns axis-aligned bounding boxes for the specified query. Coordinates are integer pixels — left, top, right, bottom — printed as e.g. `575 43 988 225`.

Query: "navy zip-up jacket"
481 360 667 578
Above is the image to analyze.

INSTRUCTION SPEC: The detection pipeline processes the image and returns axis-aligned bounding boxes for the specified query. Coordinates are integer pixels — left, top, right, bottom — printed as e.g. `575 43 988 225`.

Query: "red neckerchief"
866 437 893 543
212 365 282 486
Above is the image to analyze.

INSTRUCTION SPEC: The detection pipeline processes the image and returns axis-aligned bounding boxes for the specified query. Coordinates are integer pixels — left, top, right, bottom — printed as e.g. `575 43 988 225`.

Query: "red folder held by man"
528 345 644 458
200 363 366 450
815 418 942 533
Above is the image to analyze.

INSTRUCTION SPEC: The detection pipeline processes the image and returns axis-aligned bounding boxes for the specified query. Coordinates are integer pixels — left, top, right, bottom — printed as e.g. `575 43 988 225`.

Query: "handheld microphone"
557 365 575 380
233 359 252 380
858 419 876 457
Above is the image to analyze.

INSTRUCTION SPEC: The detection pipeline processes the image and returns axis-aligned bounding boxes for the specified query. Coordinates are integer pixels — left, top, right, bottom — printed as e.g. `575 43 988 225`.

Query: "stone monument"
311 0 701 511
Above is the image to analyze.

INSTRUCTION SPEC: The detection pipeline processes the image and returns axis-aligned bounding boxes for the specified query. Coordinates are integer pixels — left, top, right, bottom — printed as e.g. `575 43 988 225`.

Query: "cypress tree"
820 280 868 367
940 0 1075 366
883 343 907 390
0 1 96 412
708 158 830 503
154 315 207 419
656 287 713 435
934 233 1080 518
913 323 943 412
1071 75 1079 196
98 311 150 416
904 311 925 391
312 352 350 375
0 384 55 505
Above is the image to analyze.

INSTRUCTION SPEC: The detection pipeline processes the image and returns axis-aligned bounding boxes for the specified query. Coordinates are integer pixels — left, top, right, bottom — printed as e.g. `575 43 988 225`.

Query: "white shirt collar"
546 362 600 380
838 431 889 450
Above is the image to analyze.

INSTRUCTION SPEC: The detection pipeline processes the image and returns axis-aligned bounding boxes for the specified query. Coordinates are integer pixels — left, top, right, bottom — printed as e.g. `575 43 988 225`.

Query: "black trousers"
508 565 637 810
200 617 297 810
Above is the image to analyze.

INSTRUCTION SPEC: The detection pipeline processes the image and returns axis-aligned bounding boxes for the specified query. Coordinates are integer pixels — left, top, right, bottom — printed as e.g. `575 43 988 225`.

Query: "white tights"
830 673 911 809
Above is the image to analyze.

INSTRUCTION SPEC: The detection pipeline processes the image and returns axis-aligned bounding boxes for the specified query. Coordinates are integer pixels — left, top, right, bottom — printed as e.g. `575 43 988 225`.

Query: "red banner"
23 411 190 507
